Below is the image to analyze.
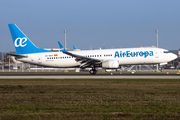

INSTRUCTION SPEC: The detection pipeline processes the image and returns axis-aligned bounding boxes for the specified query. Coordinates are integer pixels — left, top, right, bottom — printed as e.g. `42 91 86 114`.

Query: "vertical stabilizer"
8 24 51 55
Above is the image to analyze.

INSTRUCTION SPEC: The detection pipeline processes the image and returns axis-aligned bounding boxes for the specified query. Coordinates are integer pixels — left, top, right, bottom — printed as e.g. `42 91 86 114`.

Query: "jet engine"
102 60 119 69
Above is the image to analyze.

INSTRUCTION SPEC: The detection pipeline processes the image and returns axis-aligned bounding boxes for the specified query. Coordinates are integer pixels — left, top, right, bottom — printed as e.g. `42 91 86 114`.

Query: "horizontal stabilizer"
7 53 27 58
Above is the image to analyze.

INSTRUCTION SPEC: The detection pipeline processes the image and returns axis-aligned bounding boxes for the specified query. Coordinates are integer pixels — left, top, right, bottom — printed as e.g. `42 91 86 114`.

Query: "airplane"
8 24 177 75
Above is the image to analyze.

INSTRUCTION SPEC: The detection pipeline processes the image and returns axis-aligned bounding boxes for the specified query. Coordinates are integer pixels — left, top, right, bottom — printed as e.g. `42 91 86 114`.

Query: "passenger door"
155 50 159 58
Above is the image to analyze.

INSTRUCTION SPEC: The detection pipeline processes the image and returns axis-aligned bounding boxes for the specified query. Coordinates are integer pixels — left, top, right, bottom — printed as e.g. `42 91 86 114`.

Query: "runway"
0 75 180 79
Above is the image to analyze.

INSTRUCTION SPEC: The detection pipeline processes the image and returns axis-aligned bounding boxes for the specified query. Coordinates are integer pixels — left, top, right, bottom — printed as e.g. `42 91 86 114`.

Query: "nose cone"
170 53 177 60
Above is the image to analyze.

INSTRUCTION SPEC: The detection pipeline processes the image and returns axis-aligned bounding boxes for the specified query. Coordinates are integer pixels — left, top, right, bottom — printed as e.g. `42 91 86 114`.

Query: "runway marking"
0 75 180 79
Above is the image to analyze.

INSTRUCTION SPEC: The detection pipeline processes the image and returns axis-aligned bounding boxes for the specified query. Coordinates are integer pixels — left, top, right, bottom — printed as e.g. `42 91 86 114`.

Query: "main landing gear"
89 68 97 75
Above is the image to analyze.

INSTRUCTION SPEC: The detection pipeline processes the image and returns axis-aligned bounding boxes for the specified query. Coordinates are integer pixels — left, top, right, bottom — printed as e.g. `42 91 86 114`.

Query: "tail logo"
14 37 27 47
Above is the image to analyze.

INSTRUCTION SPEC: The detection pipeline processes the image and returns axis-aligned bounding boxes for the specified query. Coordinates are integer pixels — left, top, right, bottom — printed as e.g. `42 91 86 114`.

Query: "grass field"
0 79 180 120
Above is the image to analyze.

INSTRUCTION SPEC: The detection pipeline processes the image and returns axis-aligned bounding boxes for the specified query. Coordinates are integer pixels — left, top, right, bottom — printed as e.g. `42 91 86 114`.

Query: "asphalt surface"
0 75 180 79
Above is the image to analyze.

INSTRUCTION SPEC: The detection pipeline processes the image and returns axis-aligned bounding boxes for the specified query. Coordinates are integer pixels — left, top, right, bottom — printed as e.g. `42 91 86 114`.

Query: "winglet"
58 41 68 53
73 45 77 50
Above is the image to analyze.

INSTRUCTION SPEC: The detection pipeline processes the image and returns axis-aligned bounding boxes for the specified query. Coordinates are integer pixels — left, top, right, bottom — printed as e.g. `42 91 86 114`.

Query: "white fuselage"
17 47 177 68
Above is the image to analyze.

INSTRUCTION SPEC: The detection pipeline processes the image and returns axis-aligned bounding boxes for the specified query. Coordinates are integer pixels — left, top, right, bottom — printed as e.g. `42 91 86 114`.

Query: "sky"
1 0 180 52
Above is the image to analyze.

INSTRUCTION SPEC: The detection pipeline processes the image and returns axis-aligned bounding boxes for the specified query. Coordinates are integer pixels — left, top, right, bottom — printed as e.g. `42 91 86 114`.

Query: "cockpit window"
164 51 169 53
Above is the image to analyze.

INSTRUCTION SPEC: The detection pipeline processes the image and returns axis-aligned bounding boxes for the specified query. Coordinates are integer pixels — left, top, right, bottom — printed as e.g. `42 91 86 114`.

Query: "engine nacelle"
102 60 119 69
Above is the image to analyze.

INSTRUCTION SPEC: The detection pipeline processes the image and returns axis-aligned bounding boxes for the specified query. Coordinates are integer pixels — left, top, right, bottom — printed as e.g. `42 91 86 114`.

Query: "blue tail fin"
58 41 68 53
8 24 52 55
73 45 77 50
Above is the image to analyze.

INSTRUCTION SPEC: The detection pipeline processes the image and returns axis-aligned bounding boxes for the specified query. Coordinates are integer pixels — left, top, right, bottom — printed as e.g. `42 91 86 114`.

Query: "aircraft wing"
58 41 102 68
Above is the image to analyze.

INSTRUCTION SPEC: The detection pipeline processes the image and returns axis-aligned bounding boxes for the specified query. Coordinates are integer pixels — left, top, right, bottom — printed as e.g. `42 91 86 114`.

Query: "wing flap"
58 41 102 68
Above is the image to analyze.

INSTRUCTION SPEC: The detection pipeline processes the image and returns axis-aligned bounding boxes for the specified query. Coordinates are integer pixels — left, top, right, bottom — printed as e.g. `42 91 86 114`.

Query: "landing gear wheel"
89 69 97 75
